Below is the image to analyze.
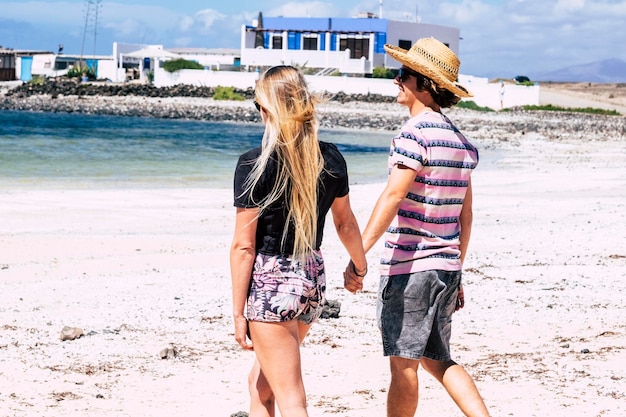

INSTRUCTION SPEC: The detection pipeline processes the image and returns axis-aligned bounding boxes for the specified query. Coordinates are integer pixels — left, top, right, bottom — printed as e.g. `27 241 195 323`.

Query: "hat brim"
384 44 473 98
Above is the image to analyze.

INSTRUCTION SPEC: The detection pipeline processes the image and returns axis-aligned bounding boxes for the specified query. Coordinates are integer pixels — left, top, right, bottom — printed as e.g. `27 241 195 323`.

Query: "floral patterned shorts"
247 250 326 324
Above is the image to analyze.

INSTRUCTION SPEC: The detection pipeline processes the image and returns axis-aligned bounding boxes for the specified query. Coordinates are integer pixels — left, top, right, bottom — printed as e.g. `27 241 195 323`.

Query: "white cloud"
447 0 493 23
103 18 144 38
179 16 194 32
554 0 585 14
173 36 194 47
194 9 226 30
267 2 339 17
100 3 184 29
1 1 85 24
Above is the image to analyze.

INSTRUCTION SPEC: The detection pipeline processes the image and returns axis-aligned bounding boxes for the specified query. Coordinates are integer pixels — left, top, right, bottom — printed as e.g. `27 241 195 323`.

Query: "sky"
1 0 625 78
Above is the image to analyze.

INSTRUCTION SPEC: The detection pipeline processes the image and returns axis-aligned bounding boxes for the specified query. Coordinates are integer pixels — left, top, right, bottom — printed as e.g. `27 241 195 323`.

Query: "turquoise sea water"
0 110 392 189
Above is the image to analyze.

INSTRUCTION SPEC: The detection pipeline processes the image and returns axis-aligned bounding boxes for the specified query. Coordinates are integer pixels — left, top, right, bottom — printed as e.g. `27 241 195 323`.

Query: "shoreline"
1 80 624 145
2 94 624 144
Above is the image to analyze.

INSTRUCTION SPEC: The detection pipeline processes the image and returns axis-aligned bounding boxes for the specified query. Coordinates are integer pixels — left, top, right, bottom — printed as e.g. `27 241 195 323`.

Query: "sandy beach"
1 86 625 416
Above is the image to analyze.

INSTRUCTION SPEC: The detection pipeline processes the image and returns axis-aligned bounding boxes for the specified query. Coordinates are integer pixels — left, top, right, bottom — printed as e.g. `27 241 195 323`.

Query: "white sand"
1 97 625 416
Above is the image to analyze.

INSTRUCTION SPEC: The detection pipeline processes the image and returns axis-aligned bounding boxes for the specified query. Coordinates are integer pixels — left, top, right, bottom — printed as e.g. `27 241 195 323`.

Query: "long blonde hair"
244 65 324 258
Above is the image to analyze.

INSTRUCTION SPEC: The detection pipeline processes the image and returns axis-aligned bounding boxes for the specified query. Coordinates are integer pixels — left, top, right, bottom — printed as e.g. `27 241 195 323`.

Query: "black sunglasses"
254 100 261 111
397 67 420 82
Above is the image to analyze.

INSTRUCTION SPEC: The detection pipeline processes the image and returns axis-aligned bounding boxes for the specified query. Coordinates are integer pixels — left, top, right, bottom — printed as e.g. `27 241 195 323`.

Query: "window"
339 37 370 59
398 39 412 50
0 55 15 68
287 32 301 50
398 39 450 49
272 35 283 50
303 35 318 51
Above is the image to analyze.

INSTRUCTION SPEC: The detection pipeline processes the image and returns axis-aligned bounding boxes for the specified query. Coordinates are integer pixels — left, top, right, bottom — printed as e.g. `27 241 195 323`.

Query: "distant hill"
530 59 626 83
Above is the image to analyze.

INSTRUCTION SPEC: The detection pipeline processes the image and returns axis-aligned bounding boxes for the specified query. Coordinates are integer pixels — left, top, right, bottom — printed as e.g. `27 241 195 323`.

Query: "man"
345 38 491 417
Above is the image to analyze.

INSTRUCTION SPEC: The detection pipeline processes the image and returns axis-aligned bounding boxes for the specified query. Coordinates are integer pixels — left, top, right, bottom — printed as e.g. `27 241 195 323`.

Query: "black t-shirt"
233 141 349 256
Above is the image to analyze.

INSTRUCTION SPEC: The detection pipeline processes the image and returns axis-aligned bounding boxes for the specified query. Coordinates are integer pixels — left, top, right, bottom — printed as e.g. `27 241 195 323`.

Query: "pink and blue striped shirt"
380 110 479 276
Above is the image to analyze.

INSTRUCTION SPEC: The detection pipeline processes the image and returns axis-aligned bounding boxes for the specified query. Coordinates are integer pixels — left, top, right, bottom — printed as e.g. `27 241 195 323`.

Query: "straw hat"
384 37 472 98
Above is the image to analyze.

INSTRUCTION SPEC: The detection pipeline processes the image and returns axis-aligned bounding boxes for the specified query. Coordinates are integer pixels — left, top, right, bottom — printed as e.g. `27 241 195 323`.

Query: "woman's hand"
234 316 253 351
343 261 364 294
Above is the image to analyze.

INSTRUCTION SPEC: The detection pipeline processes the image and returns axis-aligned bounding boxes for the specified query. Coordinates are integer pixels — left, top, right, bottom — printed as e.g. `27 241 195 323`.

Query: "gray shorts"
377 270 462 361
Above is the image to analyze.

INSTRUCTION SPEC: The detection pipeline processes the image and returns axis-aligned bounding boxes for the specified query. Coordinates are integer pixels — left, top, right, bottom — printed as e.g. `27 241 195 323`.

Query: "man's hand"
455 283 465 311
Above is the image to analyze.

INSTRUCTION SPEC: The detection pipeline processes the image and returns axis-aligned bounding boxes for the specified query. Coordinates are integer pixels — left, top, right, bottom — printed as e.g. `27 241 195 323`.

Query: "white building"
167 47 240 71
240 15 460 74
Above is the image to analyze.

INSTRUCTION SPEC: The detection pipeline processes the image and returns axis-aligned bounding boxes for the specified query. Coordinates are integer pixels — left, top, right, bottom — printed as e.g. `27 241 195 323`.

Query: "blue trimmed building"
240 14 460 74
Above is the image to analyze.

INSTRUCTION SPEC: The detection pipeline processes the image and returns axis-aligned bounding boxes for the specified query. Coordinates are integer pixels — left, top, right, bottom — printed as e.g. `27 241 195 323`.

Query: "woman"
230 65 367 417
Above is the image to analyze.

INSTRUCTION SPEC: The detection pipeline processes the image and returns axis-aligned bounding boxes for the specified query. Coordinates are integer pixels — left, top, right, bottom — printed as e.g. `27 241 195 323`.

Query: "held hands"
343 260 366 294
234 315 253 351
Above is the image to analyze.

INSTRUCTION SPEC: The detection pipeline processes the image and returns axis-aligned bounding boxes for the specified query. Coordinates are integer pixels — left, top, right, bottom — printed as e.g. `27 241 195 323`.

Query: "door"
20 56 33 81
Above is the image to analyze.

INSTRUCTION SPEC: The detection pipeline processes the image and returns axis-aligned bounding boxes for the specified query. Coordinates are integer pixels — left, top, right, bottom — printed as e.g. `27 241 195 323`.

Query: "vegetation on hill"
512 104 620 116
372 67 396 79
457 100 495 112
162 59 204 73
212 86 244 101
66 65 97 80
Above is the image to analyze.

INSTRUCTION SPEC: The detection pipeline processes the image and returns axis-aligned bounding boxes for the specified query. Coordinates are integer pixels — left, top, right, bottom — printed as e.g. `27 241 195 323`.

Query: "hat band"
413 45 458 81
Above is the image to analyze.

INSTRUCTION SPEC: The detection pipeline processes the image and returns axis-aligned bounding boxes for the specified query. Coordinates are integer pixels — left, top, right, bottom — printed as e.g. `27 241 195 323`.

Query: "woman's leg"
247 322 312 417
248 319 312 417
248 358 275 417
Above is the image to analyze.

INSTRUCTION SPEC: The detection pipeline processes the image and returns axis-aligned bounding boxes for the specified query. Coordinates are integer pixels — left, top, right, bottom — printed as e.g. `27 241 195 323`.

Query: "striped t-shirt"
380 110 479 276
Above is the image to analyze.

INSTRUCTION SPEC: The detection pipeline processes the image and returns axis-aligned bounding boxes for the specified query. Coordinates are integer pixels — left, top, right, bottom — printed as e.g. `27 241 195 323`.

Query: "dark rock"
320 299 341 319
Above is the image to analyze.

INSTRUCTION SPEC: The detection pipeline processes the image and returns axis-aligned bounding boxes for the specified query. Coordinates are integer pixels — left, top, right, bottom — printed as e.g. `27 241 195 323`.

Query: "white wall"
97 59 120 81
174 53 237 69
31 54 58 77
112 42 159 82
154 67 260 88
460 74 540 109
385 22 460 62
154 68 539 110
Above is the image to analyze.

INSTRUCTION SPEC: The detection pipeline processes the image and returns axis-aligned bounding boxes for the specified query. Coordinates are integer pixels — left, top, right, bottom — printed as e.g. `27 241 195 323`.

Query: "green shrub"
67 64 96 80
457 100 494 112
28 75 46 85
162 58 204 73
518 104 620 116
372 67 395 79
212 86 244 101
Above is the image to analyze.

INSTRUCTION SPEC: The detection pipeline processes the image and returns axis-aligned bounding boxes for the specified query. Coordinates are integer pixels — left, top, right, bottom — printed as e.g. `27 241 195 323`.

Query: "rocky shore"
1 80 624 143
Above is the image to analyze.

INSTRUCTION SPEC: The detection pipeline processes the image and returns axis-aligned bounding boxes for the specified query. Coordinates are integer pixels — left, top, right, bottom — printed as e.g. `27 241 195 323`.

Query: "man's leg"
421 358 490 417
387 356 420 417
